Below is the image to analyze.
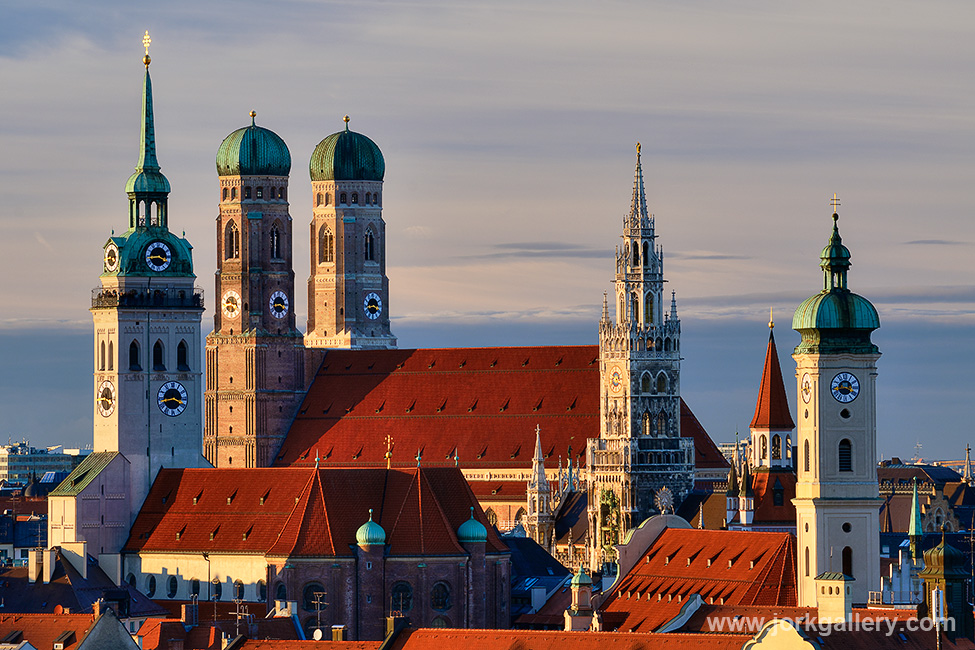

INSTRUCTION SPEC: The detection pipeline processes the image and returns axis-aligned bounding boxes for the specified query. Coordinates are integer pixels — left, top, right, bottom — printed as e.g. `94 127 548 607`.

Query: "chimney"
181 602 199 627
331 625 347 641
42 548 56 584
93 599 103 618
28 549 40 584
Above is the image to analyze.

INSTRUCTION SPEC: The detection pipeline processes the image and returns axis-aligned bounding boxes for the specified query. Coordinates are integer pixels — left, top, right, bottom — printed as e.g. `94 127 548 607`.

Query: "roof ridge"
416 468 466 554
266 468 318 555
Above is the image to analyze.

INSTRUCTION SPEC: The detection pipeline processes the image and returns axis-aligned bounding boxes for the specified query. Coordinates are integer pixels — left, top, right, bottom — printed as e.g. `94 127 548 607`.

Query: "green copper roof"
355 509 386 546
216 113 291 177
793 211 880 355
457 507 488 543
570 566 592 587
309 118 385 182
125 65 171 196
49 452 120 497
101 226 195 278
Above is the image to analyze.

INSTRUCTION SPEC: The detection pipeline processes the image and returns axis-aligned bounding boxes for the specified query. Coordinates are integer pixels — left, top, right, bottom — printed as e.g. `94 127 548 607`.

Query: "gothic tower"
792 203 881 607
525 427 554 550
203 113 306 468
304 117 396 350
587 145 693 568
91 39 205 513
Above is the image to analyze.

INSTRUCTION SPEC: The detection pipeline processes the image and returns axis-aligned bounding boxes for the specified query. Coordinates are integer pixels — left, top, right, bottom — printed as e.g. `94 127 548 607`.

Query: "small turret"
457 507 488 544
355 509 386 547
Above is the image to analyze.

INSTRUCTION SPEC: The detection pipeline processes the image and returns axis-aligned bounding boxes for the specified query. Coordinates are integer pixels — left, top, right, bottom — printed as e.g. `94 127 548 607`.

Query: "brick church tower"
203 113 306 468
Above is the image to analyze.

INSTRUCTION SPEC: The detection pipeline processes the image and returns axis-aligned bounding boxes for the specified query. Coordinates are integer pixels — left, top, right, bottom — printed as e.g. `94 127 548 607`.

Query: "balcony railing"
92 287 204 310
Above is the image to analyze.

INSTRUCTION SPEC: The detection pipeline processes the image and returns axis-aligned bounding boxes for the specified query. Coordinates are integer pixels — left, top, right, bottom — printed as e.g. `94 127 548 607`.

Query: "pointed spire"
125 30 170 217
670 290 678 321
964 445 972 485
137 44 160 175
740 461 754 498
726 460 740 496
601 292 609 324
750 319 796 431
628 142 649 227
909 477 923 559
529 425 549 493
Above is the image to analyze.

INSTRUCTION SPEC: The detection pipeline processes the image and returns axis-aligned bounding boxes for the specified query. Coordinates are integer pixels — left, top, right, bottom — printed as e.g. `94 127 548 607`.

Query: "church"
45 34 896 637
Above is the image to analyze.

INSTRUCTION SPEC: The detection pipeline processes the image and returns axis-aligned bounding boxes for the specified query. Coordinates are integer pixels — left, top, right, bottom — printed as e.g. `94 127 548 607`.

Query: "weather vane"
636 142 641 155
143 31 152 67
769 307 774 329
830 193 841 214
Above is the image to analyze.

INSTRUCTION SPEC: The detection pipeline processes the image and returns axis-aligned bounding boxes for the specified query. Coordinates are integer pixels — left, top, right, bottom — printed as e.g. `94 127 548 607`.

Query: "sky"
0 1 972 460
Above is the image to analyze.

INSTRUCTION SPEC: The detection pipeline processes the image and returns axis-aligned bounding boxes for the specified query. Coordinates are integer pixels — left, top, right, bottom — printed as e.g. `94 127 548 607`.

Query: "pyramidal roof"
750 326 795 431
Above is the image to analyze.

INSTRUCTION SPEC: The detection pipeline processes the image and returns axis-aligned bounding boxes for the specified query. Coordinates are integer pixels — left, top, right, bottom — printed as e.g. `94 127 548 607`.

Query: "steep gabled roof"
749 330 795 431
0 613 95 650
48 452 122 497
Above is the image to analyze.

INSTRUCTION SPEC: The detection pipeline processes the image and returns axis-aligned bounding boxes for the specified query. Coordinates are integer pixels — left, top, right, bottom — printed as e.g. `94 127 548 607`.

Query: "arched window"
642 411 651 436
223 187 229 201
664 338 672 351
270 223 282 259
631 295 639 322
167 575 178 598
351 192 359 204
256 186 263 199
153 340 165 371
129 341 141 371
805 547 810 577
432 616 450 628
324 192 330 206
258 580 267 602
364 230 375 261
645 294 654 323
640 374 651 393
632 241 639 266
656 374 667 394
656 412 667 437
804 440 810 472
484 508 498 526
177 340 189 371
231 187 237 200
772 478 784 506
107 341 113 370
838 439 852 472
234 580 245 600
760 435 768 460
303 583 327 611
319 225 334 264
842 546 853 578
100 341 106 371
643 241 650 267
786 436 792 460
431 582 451 611
146 575 156 598
126 573 136 588
391 582 413 612
244 186 252 200
365 192 372 204
316 193 323 206
212 579 222 601
340 192 347 204
275 583 287 602
225 221 240 259
191 579 201 598
771 434 781 460
280 188 286 200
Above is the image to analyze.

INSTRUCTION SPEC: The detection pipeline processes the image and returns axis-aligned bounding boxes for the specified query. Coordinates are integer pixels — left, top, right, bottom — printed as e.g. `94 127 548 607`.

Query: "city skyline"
1 1 972 458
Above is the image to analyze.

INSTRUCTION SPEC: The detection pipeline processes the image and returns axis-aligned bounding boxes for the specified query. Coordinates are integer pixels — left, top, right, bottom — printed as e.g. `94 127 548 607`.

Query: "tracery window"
391 582 413 613
431 582 451 611
225 221 240 259
319 225 334 264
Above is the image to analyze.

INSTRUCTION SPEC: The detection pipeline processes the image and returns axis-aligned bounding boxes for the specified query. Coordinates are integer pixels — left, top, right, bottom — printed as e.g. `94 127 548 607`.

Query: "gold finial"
830 193 841 215
249 110 257 126
384 434 393 470
636 142 641 155
343 115 350 130
142 31 152 67
768 307 774 329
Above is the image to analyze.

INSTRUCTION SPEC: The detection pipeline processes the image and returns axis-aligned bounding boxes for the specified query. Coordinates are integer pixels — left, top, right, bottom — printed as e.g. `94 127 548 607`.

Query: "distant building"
0 442 89 484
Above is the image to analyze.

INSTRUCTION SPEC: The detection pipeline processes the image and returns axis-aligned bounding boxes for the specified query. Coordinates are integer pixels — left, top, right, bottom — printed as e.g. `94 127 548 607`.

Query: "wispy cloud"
903 239 971 246
456 242 610 260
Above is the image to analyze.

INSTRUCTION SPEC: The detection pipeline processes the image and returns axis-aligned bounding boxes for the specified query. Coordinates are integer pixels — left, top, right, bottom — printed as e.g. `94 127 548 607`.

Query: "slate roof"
124 467 506 556
278 346 727 472
599 528 797 633
749 330 795 431
48 452 120 497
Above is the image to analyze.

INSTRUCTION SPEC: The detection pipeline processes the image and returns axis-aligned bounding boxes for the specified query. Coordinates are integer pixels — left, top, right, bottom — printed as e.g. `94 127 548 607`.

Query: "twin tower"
204 113 397 467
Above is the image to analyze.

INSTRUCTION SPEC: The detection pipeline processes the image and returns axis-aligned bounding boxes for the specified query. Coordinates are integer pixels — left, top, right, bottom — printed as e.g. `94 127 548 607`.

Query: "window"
324 192 330 206
271 223 282 259
656 374 667 394
364 230 375 261
108 341 113 370
225 221 240 259
655 412 667 437
126 573 136 588
632 241 639 266
231 187 237 200
760 435 768 460
275 582 287 602
391 582 413 613
771 434 781 460
100 342 106 371
804 547 810 577
640 374 651 393
431 582 451 611
642 411 651 437
366 192 371 204
234 580 245 600
643 241 650 266
177 340 189 371
838 439 852 472
484 508 498 526
316 193 323 206
645 294 654 323
842 546 853 578
804 440 810 472
146 575 156 598
258 580 267 602
319 226 334 264
244 186 252 200
212 579 222 601
168 575 178 598
772 478 784 506
340 192 347 204
191 579 201 597
223 187 229 201
279 188 286 200
352 192 360 204
256 186 263 199
432 616 449 628
153 340 165 371
303 583 327 611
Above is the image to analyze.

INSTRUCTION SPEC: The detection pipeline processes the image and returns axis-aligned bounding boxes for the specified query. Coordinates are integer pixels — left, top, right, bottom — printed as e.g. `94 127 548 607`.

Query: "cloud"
903 239 971 246
455 242 611 261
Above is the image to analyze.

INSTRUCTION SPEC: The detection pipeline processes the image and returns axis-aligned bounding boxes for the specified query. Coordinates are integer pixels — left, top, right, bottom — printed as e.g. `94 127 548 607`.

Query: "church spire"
909 477 923 559
964 444 972 485
749 316 795 432
628 142 650 229
528 425 549 493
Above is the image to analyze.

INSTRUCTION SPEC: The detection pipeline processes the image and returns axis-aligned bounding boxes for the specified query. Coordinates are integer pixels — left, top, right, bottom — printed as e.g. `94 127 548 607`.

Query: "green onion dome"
457 507 488 544
920 536 968 579
216 112 291 177
309 116 385 182
570 566 592 587
355 509 386 547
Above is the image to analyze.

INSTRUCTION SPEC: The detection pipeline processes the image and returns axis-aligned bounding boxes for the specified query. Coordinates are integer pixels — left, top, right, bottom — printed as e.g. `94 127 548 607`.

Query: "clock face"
96 380 116 417
830 372 860 403
363 292 383 319
222 290 241 319
145 241 172 272
157 381 188 417
269 290 289 319
104 244 120 273
801 373 812 404
609 366 624 394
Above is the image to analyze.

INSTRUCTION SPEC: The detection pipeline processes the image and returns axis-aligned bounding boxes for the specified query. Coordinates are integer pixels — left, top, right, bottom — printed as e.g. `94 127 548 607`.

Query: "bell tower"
91 34 205 513
304 117 396 350
793 199 882 607
587 144 693 569
204 113 306 468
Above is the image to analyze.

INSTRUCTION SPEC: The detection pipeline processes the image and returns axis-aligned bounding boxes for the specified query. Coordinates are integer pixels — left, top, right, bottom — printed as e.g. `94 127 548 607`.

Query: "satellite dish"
313 628 323 641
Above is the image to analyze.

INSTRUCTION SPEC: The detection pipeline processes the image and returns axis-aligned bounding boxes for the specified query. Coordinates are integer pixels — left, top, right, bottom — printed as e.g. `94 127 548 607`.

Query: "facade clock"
96 380 116 417
269 290 289 319
830 372 860 403
363 292 383 319
801 373 812 404
609 365 625 394
145 241 172 272
222 290 241 319
104 244 120 273
157 381 188 417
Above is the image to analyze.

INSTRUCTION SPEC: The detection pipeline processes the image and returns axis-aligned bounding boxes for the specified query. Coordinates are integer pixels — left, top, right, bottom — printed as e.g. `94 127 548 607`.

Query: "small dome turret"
216 112 291 177
355 509 386 547
309 116 385 182
457 507 488 544
570 566 592 587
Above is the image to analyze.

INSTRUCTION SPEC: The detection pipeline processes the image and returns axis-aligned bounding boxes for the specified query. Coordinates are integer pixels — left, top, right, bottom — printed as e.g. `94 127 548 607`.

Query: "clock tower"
587 145 693 569
91 39 206 513
204 113 306 468
792 202 881 607
304 117 396 350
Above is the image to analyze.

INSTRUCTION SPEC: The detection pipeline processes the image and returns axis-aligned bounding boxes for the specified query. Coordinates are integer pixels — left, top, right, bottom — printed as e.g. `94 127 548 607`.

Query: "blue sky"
1 1 972 459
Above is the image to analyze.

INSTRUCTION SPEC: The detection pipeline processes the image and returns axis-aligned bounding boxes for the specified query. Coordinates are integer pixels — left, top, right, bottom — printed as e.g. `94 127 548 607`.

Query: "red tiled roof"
138 617 300 650
278 346 726 473
600 528 797 633
750 468 797 524
749 331 795 431
238 642 380 650
0 612 95 650
125 467 506 556
387 628 752 650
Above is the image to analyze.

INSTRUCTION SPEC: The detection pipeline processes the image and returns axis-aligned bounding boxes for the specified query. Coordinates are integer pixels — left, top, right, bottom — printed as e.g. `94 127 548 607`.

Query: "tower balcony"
91 286 204 310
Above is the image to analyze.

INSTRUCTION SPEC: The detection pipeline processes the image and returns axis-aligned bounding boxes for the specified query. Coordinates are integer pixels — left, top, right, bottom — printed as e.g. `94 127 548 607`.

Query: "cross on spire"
830 193 841 214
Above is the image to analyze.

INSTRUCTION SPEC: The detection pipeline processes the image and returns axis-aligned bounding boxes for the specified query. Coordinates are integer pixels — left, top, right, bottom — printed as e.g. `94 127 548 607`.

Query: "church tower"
304 117 396 350
204 113 306 468
587 145 693 568
91 35 205 511
525 427 555 550
793 201 881 607
750 316 796 470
